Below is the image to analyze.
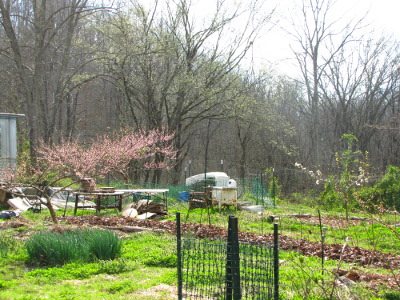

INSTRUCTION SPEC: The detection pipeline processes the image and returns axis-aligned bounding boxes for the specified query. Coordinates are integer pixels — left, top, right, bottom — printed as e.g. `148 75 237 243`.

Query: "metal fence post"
177 212 183 300
273 223 279 300
226 216 241 300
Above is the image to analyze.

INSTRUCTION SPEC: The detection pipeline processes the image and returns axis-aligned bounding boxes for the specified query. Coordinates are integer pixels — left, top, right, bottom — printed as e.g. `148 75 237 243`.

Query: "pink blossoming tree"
0 128 175 224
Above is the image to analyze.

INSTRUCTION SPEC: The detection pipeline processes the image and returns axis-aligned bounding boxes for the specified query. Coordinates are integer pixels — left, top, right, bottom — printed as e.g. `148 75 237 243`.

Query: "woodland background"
1 0 399 192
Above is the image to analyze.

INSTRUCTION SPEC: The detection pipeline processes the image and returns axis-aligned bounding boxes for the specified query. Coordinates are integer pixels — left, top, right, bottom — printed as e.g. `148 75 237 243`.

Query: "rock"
339 276 356 286
122 208 138 218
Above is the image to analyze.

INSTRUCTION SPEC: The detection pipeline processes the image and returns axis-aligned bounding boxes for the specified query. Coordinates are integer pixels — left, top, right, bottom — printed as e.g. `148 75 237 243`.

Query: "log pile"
121 200 167 220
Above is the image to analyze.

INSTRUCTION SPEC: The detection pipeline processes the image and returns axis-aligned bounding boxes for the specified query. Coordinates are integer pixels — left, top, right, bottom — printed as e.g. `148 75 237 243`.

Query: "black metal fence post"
177 212 183 300
273 223 279 300
178 214 278 299
226 216 241 300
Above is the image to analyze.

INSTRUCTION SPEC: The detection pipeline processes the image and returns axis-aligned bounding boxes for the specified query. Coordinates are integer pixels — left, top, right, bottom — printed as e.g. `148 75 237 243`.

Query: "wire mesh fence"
177 213 279 300
108 175 272 206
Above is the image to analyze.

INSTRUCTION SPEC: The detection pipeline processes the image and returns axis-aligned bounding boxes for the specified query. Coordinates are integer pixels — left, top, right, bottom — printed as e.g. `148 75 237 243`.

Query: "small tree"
296 134 370 220
0 128 175 224
333 134 369 220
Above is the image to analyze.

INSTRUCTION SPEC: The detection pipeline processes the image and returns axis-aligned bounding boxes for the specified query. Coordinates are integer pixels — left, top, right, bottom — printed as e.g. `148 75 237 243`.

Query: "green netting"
237 177 272 206
180 239 275 299
107 176 273 206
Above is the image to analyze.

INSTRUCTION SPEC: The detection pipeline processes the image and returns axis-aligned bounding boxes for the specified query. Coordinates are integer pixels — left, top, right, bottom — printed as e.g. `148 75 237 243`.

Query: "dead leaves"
56 215 400 291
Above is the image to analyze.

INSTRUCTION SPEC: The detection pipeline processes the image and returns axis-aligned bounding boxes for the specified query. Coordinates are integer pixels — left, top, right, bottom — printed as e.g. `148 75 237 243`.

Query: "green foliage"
26 230 89 266
371 165 400 211
385 292 400 300
279 251 379 300
267 168 280 201
96 258 136 274
122 232 177 267
318 178 344 211
52 177 79 189
25 229 122 266
105 280 136 294
376 166 400 190
312 134 370 218
25 259 136 282
83 228 122 260
25 262 98 280
356 165 400 211
0 234 19 258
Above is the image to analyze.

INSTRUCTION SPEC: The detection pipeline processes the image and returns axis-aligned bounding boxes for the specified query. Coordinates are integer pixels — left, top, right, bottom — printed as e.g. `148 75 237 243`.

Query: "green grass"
0 230 177 300
278 251 383 300
1 199 399 299
122 232 177 267
170 203 400 255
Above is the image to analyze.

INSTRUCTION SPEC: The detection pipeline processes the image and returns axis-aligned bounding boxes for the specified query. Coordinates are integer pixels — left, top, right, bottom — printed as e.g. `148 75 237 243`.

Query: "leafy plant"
0 234 19 258
25 229 122 266
357 165 400 212
297 134 370 220
267 168 281 206
83 228 122 260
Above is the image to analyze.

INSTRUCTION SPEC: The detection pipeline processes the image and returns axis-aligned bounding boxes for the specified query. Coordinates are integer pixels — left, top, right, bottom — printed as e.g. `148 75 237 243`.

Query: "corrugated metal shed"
0 113 25 170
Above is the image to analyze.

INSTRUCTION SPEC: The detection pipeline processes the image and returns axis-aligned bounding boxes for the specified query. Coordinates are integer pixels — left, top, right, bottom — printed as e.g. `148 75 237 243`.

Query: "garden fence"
177 213 279 299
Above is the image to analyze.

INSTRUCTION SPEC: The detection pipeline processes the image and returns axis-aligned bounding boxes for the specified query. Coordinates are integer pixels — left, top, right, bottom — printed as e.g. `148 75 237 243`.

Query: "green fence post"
226 216 241 300
273 223 279 300
232 216 241 300
226 216 233 300
177 212 182 300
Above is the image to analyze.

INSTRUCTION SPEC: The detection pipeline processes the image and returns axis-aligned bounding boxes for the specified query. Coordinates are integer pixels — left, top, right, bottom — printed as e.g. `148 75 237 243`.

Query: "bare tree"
97 0 273 183
318 36 400 168
289 0 364 167
0 0 101 160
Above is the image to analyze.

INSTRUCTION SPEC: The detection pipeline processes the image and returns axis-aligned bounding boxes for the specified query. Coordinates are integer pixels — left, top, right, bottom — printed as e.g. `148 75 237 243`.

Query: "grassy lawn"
0 201 399 299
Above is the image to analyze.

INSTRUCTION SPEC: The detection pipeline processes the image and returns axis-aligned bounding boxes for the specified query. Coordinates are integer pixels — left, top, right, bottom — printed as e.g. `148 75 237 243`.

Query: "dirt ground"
1 214 399 293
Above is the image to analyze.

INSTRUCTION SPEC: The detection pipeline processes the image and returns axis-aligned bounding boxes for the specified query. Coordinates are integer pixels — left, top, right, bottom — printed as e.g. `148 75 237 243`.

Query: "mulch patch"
56 215 400 292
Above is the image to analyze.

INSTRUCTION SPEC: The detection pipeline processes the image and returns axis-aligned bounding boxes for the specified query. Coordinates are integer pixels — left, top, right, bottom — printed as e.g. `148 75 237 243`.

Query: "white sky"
248 0 400 74
139 0 400 75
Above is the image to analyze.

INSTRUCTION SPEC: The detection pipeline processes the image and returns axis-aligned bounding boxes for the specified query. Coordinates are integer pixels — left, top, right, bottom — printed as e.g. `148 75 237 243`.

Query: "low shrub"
356 165 400 212
25 228 122 266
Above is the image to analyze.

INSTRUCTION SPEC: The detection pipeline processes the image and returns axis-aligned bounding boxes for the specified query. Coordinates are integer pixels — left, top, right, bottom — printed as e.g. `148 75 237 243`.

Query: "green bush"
385 292 400 300
356 165 400 211
25 229 122 266
318 180 342 210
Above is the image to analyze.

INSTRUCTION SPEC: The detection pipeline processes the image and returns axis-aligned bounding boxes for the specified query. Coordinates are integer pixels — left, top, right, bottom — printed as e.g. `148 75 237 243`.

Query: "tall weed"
25 228 122 266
